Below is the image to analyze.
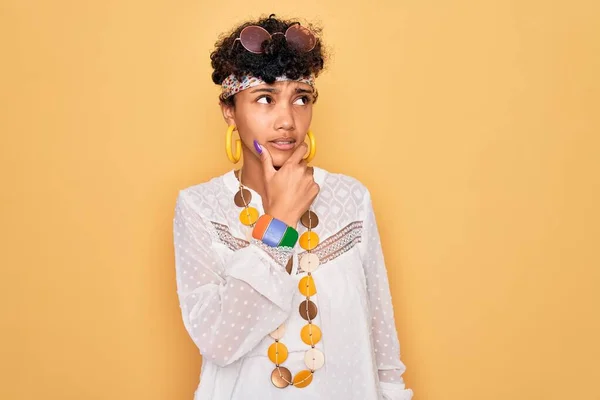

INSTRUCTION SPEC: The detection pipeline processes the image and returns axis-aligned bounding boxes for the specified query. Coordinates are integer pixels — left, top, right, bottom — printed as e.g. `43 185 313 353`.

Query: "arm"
359 190 414 400
173 190 296 367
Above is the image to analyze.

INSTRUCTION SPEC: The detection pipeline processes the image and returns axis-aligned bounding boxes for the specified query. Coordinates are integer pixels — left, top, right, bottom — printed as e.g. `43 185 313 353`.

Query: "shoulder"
316 166 373 205
174 171 231 218
178 175 221 202
315 166 373 221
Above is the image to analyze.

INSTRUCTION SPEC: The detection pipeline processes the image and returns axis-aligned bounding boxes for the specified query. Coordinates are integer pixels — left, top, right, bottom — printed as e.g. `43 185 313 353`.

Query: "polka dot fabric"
221 74 315 99
173 167 413 400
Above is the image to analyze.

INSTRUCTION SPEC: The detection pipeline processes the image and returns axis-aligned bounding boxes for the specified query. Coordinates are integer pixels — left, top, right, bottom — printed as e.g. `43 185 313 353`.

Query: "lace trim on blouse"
210 220 363 271
299 221 363 266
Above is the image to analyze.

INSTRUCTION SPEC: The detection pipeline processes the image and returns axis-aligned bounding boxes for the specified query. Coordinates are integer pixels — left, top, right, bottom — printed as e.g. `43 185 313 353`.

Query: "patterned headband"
221 74 315 99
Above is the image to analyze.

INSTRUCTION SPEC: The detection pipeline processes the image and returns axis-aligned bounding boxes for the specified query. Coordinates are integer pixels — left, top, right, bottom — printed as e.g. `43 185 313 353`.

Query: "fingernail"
253 140 263 154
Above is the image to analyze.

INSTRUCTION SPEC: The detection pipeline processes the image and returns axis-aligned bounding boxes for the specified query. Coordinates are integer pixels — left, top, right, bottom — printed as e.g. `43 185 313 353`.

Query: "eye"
293 96 311 106
257 95 273 104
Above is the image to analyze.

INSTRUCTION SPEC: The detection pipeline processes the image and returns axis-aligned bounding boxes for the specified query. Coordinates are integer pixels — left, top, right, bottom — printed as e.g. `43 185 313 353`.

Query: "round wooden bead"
298 276 317 297
268 341 288 364
304 348 325 371
300 323 322 346
299 231 319 251
234 188 252 207
269 324 286 340
239 207 259 226
299 253 320 272
299 300 318 321
271 367 292 388
292 369 313 388
300 210 319 229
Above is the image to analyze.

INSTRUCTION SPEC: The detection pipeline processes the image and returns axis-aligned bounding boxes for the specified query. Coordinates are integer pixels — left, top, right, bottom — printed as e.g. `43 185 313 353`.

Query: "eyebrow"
249 87 314 95
294 88 314 95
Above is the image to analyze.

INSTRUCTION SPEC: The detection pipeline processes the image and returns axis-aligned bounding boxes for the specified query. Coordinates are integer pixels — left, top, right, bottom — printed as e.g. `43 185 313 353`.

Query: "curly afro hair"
211 14 327 106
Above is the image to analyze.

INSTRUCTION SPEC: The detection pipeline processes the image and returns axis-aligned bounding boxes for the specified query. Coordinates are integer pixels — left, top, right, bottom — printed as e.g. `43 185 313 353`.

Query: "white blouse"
173 166 413 400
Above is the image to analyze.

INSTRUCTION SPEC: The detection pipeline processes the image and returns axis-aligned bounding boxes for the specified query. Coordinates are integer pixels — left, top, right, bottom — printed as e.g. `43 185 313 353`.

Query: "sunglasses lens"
239 26 271 53
285 24 317 52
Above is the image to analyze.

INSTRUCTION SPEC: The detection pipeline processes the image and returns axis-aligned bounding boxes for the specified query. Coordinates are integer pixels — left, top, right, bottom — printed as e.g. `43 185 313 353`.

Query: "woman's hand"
255 140 320 228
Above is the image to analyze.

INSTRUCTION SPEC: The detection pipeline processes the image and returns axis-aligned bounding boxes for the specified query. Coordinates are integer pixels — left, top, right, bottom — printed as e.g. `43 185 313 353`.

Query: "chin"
272 155 291 168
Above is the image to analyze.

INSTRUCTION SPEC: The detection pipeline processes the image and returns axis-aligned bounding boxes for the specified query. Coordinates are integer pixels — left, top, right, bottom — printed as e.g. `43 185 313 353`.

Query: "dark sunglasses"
233 23 317 54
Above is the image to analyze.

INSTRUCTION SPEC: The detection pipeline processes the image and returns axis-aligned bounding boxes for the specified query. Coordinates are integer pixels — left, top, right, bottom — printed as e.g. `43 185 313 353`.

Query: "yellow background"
1 1 598 399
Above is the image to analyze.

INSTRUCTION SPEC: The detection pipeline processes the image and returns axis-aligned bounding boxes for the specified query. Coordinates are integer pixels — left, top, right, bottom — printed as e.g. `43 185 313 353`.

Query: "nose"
274 102 295 131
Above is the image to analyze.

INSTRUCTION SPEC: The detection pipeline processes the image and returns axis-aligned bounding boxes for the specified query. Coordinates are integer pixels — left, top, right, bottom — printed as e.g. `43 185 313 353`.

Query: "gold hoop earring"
303 130 316 163
226 125 242 164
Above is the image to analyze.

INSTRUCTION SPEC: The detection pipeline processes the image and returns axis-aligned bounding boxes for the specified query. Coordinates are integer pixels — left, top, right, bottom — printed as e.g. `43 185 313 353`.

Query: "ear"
220 101 236 127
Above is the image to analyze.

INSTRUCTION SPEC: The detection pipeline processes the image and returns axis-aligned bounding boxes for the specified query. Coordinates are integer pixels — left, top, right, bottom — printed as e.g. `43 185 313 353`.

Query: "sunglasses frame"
233 23 317 54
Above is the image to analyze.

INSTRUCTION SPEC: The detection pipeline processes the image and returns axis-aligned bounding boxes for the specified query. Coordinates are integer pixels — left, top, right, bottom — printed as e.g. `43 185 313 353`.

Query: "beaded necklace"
234 168 324 388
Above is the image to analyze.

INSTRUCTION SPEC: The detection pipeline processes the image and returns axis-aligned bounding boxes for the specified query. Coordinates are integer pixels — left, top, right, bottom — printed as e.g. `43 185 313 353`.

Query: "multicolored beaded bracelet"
252 215 299 248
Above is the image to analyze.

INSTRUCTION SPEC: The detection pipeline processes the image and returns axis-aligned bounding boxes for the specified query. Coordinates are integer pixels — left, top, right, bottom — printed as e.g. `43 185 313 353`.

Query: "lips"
268 138 296 151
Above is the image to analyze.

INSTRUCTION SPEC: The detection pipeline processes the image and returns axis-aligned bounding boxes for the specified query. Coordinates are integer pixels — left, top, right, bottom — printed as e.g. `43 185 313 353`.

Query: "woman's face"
222 80 315 167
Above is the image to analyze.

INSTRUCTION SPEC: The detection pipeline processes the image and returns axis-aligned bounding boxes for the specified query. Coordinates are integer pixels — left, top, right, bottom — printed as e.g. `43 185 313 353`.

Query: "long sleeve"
359 190 414 400
173 190 296 367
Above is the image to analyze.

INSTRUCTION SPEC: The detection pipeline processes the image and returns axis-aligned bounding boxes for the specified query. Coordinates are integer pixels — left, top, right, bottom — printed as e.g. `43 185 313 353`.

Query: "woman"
173 14 414 400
